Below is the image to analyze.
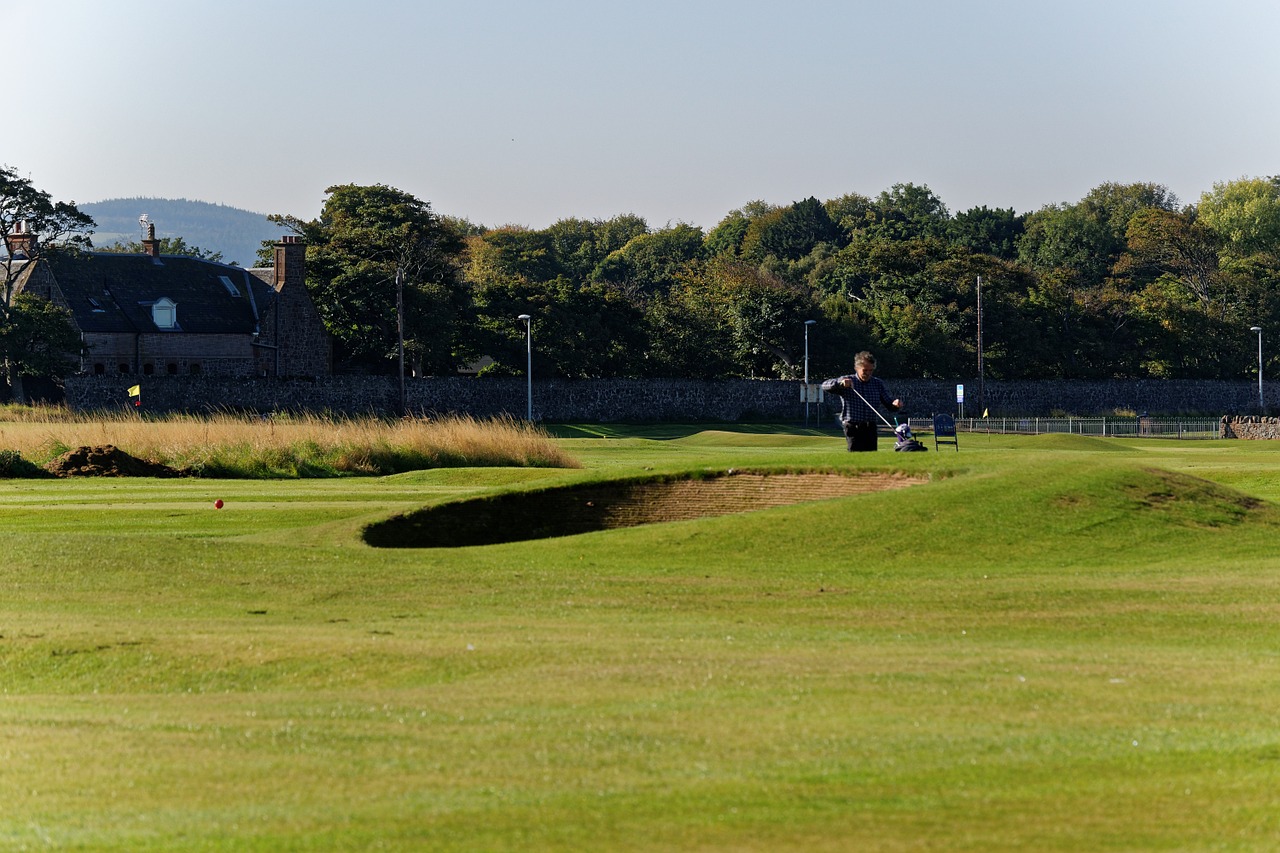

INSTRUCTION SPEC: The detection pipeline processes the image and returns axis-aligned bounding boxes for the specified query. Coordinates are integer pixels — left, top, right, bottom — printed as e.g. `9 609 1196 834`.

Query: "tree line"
5 164 1280 396
272 177 1280 384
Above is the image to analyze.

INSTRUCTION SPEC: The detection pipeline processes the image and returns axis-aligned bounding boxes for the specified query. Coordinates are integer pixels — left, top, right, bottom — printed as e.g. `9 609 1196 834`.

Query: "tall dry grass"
0 408 578 477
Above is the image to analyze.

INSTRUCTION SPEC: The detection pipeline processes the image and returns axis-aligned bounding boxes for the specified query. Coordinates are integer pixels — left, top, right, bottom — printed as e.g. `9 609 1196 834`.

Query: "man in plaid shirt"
821 351 901 452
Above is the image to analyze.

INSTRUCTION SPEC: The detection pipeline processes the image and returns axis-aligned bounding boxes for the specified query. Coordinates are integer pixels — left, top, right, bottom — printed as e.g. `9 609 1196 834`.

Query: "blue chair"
932 414 959 451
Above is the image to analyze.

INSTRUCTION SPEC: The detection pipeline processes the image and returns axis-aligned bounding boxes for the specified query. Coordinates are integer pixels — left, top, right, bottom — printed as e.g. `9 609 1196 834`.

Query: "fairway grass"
4 429 1280 849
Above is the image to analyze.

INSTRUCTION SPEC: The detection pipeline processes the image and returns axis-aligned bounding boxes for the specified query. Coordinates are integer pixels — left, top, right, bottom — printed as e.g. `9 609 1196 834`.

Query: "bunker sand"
365 470 928 548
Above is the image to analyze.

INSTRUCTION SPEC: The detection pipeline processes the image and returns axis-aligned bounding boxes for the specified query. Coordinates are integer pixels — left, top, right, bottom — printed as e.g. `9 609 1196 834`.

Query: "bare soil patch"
44 445 185 478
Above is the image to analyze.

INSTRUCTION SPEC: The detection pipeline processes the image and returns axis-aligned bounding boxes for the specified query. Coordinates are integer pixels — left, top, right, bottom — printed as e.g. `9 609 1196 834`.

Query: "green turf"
3 428 1280 850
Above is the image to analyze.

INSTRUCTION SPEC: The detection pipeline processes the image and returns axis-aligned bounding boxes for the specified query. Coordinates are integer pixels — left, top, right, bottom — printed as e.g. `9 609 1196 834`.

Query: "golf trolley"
844 382 927 452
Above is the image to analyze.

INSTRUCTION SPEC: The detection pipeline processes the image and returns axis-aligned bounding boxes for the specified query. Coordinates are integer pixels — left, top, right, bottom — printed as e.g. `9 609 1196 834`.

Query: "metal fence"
905 416 1222 440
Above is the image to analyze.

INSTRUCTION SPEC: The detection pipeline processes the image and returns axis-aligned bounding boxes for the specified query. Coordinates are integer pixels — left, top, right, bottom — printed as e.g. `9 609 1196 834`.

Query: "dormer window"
152 297 178 330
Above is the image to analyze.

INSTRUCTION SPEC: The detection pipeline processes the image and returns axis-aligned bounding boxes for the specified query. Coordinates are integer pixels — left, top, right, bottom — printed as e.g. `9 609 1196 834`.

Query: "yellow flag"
127 385 141 397
982 408 989 418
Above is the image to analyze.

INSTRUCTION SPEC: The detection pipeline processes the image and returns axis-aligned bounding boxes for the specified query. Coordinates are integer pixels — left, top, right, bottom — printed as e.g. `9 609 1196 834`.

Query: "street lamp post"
804 319 817 426
518 314 532 421
395 266 406 416
1251 326 1264 411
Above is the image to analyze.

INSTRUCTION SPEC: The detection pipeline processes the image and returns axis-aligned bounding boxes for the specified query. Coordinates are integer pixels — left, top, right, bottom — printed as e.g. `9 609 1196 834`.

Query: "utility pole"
977 275 984 416
396 266 406 416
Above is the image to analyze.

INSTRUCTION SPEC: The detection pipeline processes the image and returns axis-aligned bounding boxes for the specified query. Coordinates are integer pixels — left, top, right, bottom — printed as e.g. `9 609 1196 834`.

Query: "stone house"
11 227 330 378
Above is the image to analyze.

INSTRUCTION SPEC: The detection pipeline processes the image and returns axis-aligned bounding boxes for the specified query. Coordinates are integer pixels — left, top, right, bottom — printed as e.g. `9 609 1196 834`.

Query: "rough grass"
0 410 578 477
3 428 1280 850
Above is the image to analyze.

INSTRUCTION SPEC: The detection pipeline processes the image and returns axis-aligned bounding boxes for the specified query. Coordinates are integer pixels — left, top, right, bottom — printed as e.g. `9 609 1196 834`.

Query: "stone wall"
1220 416 1280 439
64 375 1276 421
81 332 258 377
906 378 1269 418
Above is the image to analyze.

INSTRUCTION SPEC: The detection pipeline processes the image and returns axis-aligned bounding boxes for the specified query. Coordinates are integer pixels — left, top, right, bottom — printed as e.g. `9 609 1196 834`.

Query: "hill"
80 197 289 267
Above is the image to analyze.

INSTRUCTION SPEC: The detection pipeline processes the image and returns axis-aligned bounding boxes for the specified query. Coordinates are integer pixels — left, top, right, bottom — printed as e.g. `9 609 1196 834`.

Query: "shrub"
0 449 51 478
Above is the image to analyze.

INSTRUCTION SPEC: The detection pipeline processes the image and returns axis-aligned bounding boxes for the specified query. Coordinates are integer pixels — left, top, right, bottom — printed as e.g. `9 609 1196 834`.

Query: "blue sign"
956 384 965 403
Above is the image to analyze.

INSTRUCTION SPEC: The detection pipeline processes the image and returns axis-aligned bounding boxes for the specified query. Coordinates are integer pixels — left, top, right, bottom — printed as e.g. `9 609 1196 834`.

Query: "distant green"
3 427 1280 851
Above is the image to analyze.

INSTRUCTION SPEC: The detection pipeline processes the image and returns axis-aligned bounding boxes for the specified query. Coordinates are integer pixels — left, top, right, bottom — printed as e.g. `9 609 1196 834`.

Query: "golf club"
844 382 897 428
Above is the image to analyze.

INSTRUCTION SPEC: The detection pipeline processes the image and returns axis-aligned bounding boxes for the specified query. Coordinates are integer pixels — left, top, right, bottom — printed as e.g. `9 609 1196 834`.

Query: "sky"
8 0 1280 231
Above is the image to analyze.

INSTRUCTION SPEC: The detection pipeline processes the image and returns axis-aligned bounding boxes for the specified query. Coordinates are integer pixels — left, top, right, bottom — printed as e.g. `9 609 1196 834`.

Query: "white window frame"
152 297 178 330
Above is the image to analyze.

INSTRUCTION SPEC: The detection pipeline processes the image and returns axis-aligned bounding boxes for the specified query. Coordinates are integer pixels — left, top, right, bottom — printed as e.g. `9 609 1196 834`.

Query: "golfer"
821 351 901 452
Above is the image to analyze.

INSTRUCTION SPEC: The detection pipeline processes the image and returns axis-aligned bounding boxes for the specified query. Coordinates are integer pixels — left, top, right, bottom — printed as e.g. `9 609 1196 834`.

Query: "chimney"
142 222 160 257
6 221 37 258
272 235 305 291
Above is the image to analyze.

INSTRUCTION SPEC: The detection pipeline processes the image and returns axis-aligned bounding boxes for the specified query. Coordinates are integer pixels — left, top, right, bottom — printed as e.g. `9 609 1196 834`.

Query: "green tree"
463 226 559 286
1117 209 1224 314
824 192 875 240
542 218 601 283
704 211 749 257
270 184 469 375
1197 176 1280 260
541 215 648 284
0 165 95 400
1117 204 1280 378
812 236 954 302
704 202 775 257
471 274 649 379
440 215 488 238
861 183 950 242
670 257 818 378
1084 182 1180 234
591 223 704 296
740 196 841 263
950 206 1024 260
809 230 1048 379
4 293 81 383
1021 267 1145 379
464 215 649 289
1018 182 1178 285
642 282 739 379
592 214 650 260
1018 203 1115 284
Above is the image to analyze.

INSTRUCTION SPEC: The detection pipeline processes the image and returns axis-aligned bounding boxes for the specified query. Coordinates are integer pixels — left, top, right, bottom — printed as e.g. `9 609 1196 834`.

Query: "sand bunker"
364 470 927 548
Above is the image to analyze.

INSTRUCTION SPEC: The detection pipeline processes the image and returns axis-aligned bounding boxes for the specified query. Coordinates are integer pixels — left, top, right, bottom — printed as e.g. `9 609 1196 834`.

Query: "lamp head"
1251 326 1262 333
518 314 531 321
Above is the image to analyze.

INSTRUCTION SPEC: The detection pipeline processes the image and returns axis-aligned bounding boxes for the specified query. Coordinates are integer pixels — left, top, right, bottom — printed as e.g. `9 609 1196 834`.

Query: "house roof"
38 251 276 335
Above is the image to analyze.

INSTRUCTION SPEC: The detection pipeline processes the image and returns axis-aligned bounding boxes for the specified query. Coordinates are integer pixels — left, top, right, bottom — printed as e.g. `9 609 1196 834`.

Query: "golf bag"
894 422 927 452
